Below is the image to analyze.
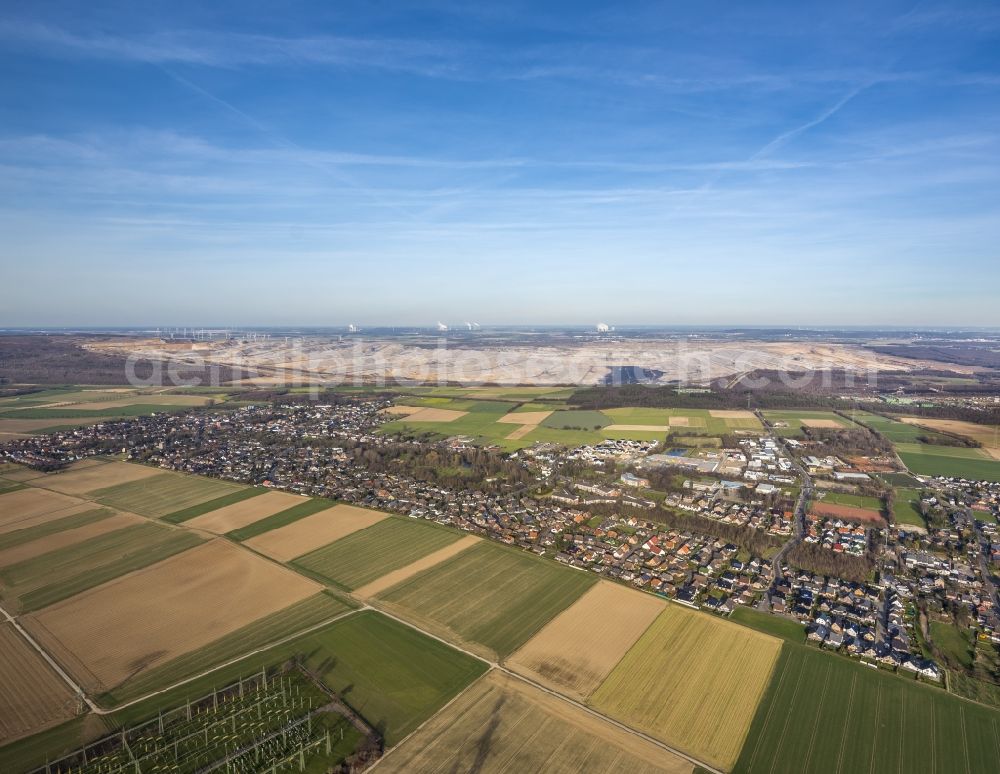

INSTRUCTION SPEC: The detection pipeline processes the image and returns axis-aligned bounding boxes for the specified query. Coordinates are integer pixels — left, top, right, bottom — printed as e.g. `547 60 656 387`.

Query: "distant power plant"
596 322 612 333
437 321 449 332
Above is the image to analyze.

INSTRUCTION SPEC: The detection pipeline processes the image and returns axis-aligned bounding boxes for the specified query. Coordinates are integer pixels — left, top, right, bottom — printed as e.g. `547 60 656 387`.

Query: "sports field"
508 580 664 699
590 604 782 771
379 671 693 774
810 501 885 525
93 472 246 517
40 460 161 496
25 539 320 692
0 623 76 744
734 643 1000 774
377 541 596 659
245 503 387 561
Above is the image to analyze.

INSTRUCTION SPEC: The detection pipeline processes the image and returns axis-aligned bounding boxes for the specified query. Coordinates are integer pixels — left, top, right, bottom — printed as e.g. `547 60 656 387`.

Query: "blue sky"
1 1 999 327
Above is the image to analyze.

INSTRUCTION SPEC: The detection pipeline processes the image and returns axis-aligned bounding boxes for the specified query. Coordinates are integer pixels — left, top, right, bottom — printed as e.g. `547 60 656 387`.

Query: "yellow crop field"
41 460 161 495
0 623 76 744
590 605 781 771
508 580 664 700
378 671 693 774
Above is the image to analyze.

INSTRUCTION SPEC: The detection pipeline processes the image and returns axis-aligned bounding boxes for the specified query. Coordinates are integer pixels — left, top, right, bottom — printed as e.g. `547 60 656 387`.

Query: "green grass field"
853 412 931 442
93 472 246 517
0 610 487 772
541 409 611 430
897 443 1000 482
894 487 928 528
0 507 114 551
101 592 355 705
734 643 1000 774
929 621 974 669
377 541 596 658
293 517 464 590
161 487 268 523
729 606 805 643
0 523 204 612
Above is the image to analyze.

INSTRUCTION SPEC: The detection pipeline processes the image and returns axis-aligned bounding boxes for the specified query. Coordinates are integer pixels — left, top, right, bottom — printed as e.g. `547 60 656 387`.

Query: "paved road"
754 412 813 584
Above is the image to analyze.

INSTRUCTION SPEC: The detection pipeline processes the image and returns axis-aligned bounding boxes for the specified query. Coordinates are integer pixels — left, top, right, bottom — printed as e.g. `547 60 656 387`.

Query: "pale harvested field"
354 534 481 599
402 408 468 422
709 410 756 419
504 423 537 440
508 581 664 700
381 405 424 416
185 490 305 533
379 671 692 774
604 423 670 432
245 503 387 561
669 416 691 426
590 604 781 771
0 489 90 534
497 410 552 424
0 512 140 567
25 540 320 692
800 418 843 428
901 417 1000 459
0 623 76 744
41 461 162 496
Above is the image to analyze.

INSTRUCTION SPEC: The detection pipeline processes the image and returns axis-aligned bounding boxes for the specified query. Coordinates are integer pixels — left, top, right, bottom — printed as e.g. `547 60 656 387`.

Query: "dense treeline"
800 425 894 456
786 542 875 583
586 500 782 556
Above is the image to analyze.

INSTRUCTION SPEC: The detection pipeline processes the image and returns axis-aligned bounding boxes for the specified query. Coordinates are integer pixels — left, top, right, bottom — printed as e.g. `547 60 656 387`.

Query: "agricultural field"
103 592 353 704
38 459 162 496
896 442 1000 482
899 417 1000 459
379 671 694 774
376 541 596 660
353 534 480 599
853 411 932 442
590 604 781 771
762 410 852 435
0 487 92 533
541 409 611 430
0 521 204 612
1 609 487 772
182 489 304 532
0 510 139 567
24 539 320 693
0 623 77 744
293 517 464 591
225 497 334 541
734 642 1000 774
245 504 387 562
0 508 113 554
507 580 665 700
92 471 246 517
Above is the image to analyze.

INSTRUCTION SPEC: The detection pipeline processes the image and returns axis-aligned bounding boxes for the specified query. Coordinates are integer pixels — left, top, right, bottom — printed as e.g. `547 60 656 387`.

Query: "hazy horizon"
2 1 999 326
